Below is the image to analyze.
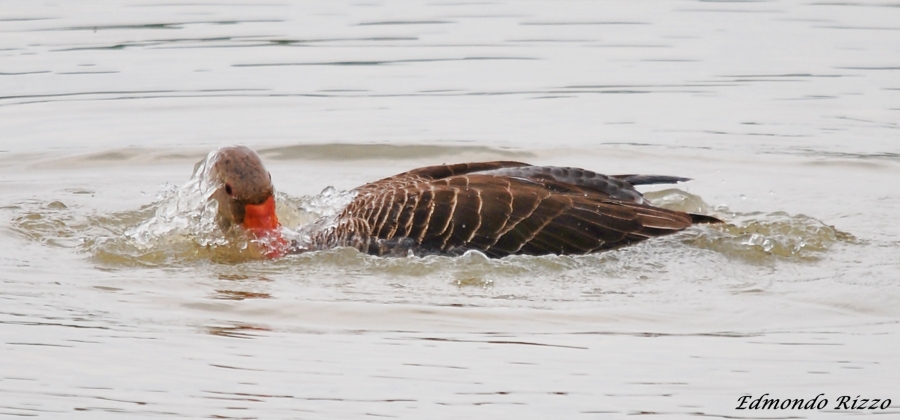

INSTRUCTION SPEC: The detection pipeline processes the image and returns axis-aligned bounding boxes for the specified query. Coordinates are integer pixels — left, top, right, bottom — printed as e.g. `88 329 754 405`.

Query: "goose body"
307 161 720 257
204 146 720 258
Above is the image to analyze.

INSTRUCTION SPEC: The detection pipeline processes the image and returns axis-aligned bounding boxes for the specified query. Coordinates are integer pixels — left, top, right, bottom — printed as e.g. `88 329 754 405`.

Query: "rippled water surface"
2 1 899 418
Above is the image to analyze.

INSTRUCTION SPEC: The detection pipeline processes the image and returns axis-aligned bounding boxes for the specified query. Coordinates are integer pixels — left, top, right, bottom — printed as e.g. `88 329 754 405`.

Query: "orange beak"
241 196 287 258
242 196 280 231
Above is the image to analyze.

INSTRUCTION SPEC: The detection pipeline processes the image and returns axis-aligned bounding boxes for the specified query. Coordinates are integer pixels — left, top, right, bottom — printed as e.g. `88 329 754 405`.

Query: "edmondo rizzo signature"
737 394 891 410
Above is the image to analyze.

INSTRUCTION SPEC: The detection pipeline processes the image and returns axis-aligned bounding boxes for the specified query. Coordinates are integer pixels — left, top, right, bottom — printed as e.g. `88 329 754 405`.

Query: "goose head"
205 146 285 257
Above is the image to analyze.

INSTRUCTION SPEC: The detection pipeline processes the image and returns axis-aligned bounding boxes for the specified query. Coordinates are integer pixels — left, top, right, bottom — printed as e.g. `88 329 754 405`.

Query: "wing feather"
310 162 715 256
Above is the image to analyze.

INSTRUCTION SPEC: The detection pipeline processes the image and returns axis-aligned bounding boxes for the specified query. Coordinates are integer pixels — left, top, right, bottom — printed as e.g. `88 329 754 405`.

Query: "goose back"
307 161 712 257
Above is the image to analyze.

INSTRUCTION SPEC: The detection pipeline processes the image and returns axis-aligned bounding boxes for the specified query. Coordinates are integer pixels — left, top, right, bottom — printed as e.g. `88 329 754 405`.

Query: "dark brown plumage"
306 161 721 257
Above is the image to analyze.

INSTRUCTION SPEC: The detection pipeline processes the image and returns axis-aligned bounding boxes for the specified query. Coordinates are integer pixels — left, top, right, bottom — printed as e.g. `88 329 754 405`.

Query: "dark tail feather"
689 213 723 224
611 174 691 186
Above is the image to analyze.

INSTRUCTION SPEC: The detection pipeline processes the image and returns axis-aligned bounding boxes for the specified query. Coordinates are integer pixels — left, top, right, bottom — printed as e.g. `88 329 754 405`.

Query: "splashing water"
78 150 303 265
641 189 854 262
8 166 855 269
80 150 262 265
297 186 357 220
126 154 222 248
681 211 856 262
78 149 359 266
284 185 357 244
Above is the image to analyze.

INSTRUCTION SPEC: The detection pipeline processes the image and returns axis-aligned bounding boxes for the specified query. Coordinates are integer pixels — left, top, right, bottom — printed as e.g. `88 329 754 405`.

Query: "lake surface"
1 1 899 418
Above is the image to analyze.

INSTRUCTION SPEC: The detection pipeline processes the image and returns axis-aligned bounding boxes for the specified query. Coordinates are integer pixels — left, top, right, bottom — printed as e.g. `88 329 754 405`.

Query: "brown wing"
313 165 700 257
372 162 687 203
370 161 531 184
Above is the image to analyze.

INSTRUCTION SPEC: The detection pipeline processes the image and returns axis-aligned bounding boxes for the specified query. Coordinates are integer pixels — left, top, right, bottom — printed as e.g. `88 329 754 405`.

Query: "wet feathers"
308 161 718 257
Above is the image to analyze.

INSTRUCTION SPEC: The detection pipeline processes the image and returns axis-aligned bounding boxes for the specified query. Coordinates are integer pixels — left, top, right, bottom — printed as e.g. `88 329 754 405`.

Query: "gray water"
1 1 899 419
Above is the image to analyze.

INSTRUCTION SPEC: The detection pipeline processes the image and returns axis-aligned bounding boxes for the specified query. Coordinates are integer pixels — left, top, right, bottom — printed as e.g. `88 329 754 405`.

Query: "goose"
204 145 720 258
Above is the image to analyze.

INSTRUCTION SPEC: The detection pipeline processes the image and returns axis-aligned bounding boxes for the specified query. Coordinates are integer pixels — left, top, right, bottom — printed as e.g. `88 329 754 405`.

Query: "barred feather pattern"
307 161 712 257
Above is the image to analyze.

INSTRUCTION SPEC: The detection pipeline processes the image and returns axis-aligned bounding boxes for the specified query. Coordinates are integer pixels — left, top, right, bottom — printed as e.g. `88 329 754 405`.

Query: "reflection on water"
2 1 899 419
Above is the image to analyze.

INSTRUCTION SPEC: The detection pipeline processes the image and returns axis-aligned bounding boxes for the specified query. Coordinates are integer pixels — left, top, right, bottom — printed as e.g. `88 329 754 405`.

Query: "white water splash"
124 149 226 249
298 186 357 219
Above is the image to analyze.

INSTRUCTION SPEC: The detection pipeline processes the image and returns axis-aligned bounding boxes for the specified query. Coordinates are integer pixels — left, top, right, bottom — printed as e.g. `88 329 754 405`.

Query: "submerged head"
205 146 285 257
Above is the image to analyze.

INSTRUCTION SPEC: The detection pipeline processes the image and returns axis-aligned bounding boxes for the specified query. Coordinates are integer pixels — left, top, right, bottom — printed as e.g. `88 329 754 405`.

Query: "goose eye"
225 183 233 196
